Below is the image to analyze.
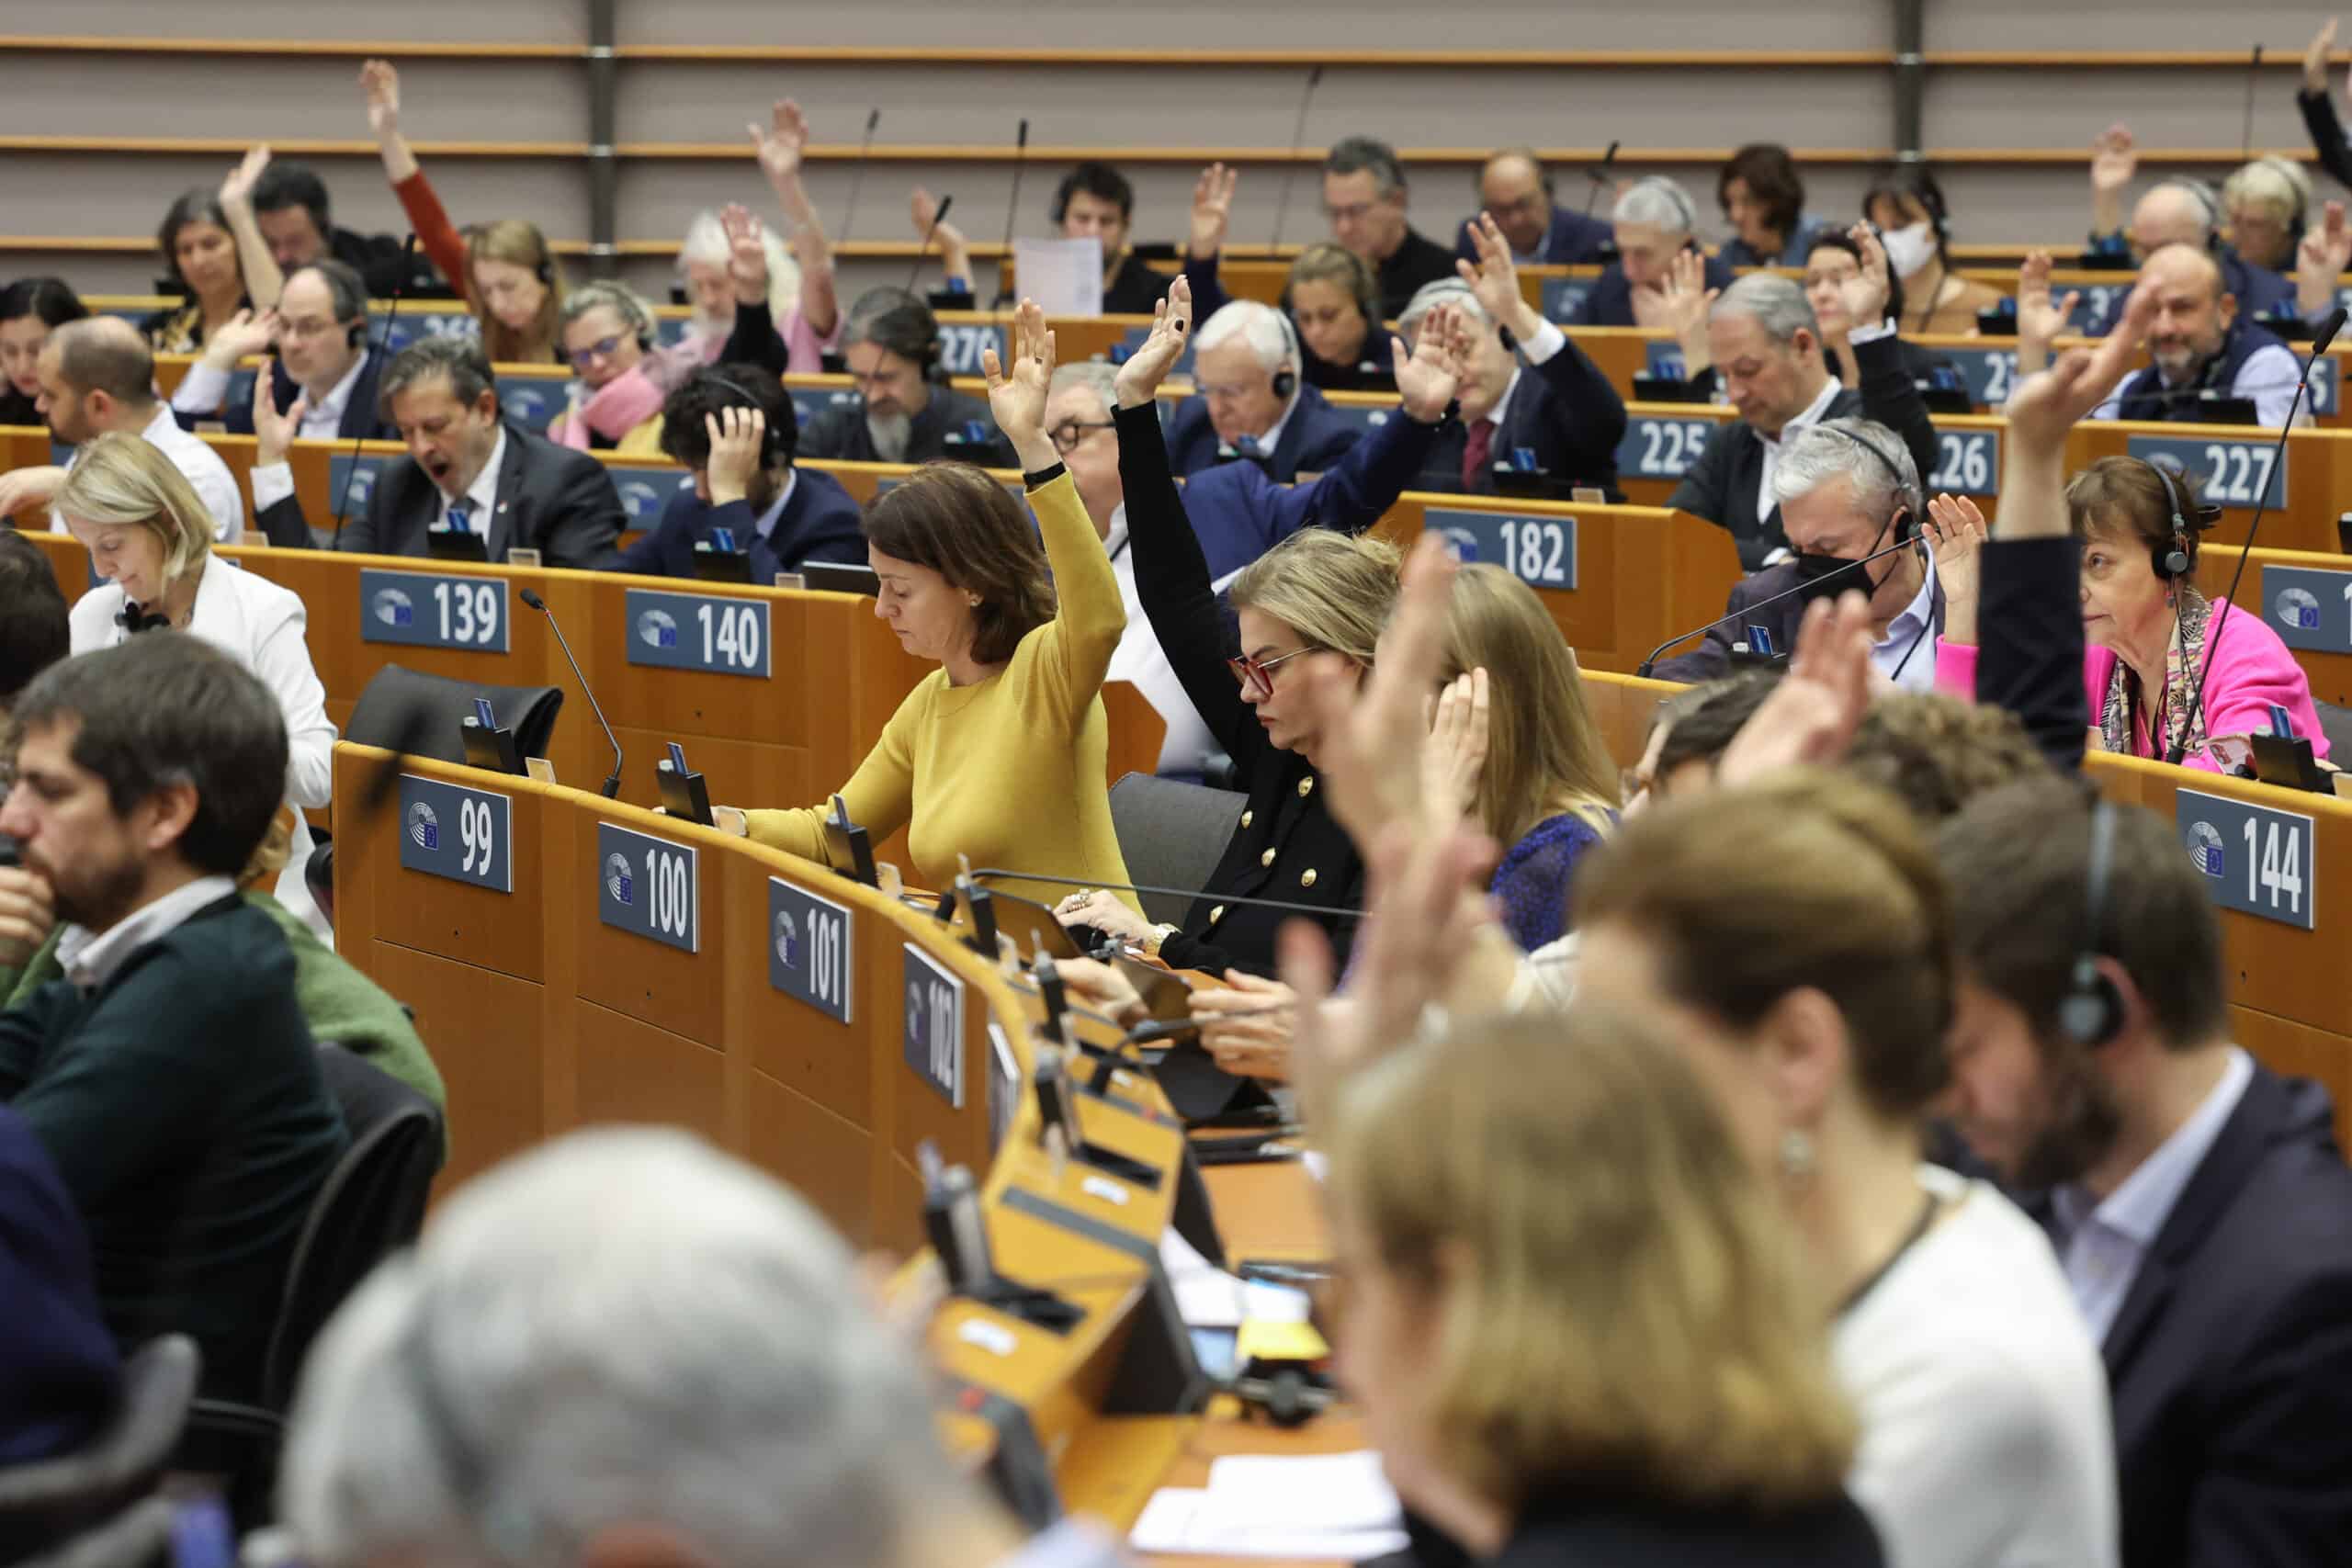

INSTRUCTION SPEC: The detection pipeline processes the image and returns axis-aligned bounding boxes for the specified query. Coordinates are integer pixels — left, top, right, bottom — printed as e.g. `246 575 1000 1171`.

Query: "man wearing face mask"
1654 418 1938 685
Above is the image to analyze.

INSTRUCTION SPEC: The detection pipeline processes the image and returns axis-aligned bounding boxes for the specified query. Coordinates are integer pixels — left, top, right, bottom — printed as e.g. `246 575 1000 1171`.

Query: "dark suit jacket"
1182 400 1442 582
1487 1486 1883 1568
1650 550 1942 682
175 350 391 444
1164 383 1364 483
1667 331 1941 570
255 421 625 569
1453 206 1614 265
616 467 865 581
1411 333 1627 496
1373 227 1464 320
797 383 1010 467
1975 536 2090 772
2033 1067 2352 1568
1567 246 1736 327
1102 252 1170 315
331 226 449 297
0 1102 119 1465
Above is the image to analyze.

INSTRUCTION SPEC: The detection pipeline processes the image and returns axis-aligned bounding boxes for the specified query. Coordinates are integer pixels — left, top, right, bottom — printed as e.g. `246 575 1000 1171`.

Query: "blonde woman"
1326 1006 1881 1565
59 434 336 940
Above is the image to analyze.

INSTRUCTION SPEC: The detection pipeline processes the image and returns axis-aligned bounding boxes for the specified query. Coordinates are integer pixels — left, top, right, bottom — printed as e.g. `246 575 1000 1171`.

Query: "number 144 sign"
2177 789 2315 931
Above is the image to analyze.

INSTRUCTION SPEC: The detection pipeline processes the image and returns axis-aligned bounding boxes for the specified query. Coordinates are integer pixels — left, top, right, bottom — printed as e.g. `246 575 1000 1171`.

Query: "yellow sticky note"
1236 1318 1329 1364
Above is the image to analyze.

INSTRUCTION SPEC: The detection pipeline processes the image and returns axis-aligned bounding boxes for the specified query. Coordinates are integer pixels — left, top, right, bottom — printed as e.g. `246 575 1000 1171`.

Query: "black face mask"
1790 510 1906 607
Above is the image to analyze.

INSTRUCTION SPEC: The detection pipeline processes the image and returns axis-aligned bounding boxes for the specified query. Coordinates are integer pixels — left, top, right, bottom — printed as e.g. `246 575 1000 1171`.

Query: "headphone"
705 372 794 469
310 260 370 351
2056 798 2127 1046
1269 308 1301 400
1804 421 1922 543
1277 246 1383 360
1629 175 1700 235
568 282 657 354
2141 456 2221 579
2154 178 2226 250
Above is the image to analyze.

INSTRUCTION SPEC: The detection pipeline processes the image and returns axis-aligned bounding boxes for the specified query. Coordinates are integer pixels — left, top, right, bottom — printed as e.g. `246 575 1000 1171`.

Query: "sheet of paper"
1012 236 1104 316
1129 1452 1406 1558
1161 1228 1248 1327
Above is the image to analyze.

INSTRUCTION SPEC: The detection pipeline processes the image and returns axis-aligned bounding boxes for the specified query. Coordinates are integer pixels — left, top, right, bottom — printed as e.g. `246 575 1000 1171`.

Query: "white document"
1012 236 1105 317
1129 1450 1407 1559
1159 1228 1312 1330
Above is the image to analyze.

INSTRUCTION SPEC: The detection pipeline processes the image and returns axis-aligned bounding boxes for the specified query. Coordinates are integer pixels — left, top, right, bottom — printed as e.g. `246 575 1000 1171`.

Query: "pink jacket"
1934 597 2330 773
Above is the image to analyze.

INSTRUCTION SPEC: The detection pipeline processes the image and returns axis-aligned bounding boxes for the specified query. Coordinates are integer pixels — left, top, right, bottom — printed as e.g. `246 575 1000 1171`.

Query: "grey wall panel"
0 57 584 142
1922 69 2325 153
1921 5 2326 52
62 0 582 42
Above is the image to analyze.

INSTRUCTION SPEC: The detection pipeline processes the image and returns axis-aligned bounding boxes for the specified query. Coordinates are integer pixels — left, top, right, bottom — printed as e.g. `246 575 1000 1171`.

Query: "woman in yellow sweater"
733 299 1138 910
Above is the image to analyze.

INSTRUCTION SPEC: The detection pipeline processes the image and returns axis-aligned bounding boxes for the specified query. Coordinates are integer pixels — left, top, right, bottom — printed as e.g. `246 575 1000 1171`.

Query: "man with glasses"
1453 149 1613 266
168 259 390 444
1164 299 1363 481
1324 136 1459 319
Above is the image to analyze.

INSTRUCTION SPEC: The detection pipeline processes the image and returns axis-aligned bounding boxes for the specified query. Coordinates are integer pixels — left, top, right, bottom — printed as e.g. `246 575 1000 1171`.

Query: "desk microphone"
1634 536 1916 678
1582 140 1622 220
518 588 622 797
2241 45 2263 167
1268 65 1325 255
334 231 419 543
2172 304 2343 762
906 193 955 293
989 118 1030 310
841 107 881 243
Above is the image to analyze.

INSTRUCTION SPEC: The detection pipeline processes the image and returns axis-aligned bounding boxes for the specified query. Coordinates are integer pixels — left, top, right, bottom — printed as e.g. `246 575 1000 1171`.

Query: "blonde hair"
53 432 216 584
2222 155 2312 226
1437 563 1618 846
468 219 567 364
1328 1006 1858 1514
1227 530 1400 667
240 805 298 889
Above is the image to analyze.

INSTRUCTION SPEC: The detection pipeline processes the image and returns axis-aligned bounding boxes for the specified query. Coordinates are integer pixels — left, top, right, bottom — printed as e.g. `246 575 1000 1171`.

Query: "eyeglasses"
1049 418 1114 455
1227 646 1317 700
277 316 345 342
566 334 627 370
1323 201 1380 225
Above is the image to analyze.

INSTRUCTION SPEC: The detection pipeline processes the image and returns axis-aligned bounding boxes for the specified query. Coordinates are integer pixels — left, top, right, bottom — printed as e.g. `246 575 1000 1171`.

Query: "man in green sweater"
0 635 346 1402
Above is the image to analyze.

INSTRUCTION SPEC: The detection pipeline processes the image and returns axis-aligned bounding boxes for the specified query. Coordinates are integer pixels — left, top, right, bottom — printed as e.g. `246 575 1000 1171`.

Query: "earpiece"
2141 457 2219 579
1269 309 1302 401
2055 800 2126 1047
1805 422 1922 544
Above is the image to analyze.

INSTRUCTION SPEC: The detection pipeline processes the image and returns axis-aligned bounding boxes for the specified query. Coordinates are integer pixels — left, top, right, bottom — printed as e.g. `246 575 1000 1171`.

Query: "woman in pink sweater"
1927 457 2325 772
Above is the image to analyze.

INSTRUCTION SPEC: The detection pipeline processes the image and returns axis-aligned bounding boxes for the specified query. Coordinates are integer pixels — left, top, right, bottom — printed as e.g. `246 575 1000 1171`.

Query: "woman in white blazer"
58 432 336 940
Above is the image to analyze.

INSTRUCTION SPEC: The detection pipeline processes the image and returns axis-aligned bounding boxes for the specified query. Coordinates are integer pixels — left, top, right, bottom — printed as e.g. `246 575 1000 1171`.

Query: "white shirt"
1102 502 1224 776
171 351 368 443
1228 389 1301 462
56 874 239 994
68 556 339 941
1875 547 1939 694
2051 1046 2255 1345
436 426 508 536
1754 373 1846 524
1833 1165 2120 1568
2092 344 2310 429
52 404 243 542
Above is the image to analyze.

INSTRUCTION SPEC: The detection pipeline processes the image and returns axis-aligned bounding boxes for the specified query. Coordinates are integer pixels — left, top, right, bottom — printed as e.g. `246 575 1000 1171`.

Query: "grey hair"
379 334 498 416
1048 360 1122 416
1398 278 1491 346
678 209 802 318
278 1128 962 1568
1709 272 1819 347
1195 299 1298 379
558 280 658 344
1770 416 1919 526
1611 176 1699 237
1324 136 1407 199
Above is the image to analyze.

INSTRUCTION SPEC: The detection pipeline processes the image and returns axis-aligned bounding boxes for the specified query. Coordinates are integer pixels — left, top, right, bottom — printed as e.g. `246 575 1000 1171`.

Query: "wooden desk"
2192 545 2352 706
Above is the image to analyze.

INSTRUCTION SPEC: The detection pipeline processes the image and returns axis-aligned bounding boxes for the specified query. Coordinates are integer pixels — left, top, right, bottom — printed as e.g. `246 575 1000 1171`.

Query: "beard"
865 411 912 463
2009 1036 2126 1190
38 842 150 936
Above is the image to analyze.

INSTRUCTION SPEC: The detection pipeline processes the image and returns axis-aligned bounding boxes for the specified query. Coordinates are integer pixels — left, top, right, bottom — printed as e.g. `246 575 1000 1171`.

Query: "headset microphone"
1268 66 1326 254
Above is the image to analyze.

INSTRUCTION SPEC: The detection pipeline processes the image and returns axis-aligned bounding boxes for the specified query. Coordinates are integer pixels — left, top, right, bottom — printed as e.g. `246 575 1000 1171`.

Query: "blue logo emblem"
407 801 437 851
775 909 801 970
636 609 678 649
1439 526 1480 562
605 851 633 904
2187 819 2225 878
373 587 414 627
504 386 551 424
619 480 664 521
2278 586 2322 631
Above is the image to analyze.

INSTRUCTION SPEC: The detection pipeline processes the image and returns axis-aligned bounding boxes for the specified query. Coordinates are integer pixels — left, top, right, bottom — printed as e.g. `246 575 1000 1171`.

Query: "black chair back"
0 1337 198 1562
1107 773 1248 927
2312 698 2352 764
345 664 563 767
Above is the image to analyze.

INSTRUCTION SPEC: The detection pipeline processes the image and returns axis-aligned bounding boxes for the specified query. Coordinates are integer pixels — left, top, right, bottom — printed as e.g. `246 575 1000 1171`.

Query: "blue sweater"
0 1102 119 1463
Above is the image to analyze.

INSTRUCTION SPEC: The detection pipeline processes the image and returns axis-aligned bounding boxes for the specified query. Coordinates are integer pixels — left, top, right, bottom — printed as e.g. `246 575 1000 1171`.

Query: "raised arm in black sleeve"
1976 536 2088 773
1852 329 1939 491
1114 400 1264 773
2301 88 2352 191
1529 333 1629 479
717 297 788 379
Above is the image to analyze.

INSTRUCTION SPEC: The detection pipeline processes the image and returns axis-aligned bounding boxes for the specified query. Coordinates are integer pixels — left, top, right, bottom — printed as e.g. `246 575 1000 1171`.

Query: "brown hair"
1719 143 1806 242
467 219 567 365
1845 694 2051 823
2065 455 2202 577
1437 564 1617 845
1328 1006 1858 1515
1936 778 2228 1049
1227 530 1399 668
1284 243 1381 329
862 463 1055 666
1575 769 1954 1120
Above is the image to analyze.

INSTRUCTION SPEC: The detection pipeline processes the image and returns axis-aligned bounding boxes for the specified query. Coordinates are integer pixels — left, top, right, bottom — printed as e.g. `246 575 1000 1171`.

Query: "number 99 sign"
397 774 514 893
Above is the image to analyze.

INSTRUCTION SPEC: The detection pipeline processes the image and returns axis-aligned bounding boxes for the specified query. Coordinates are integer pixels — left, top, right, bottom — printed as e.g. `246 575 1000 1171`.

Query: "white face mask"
1881 220 1938 278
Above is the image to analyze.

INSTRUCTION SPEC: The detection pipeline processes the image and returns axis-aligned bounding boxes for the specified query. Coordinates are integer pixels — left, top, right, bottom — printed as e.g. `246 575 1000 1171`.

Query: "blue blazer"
616 467 865 581
1453 207 1614 265
1164 383 1364 483
1181 400 1443 583
1568 247 1736 328
0 1102 122 1465
2029 1066 2352 1568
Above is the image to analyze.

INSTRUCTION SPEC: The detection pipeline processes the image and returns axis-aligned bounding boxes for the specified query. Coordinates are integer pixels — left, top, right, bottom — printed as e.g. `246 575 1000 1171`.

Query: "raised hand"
1394 301 1469 422
2307 19 2339 96
2090 123 2138 198
981 298 1057 464
719 202 770 304
2008 276 2154 443
1420 669 1490 824
1188 162 1238 261
253 372 307 468
220 144 272 212
205 307 280 369
750 99 811 190
1922 493 1988 642
359 59 401 139
1657 246 1718 340
2299 199 2352 319
1305 530 1459 842
1455 212 1531 333
1113 275 1193 409
705 406 767 505
1717 592 1877 786
2016 249 2083 351
0 866 56 969
1838 221 1894 329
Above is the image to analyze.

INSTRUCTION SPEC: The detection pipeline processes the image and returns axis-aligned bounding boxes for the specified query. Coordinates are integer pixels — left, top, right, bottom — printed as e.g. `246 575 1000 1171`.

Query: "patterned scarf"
2100 590 2212 761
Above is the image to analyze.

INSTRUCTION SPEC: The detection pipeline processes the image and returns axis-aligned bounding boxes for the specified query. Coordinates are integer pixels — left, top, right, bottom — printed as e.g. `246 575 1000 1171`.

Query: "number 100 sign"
596 823 701 952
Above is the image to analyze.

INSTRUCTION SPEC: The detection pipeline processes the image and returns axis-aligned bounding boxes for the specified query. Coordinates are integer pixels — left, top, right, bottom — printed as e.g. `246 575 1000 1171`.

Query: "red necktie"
1461 417 1495 493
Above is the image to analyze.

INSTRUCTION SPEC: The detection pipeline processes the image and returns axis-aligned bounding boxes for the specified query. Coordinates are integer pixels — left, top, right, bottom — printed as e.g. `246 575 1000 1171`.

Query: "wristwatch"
1142 922 1181 957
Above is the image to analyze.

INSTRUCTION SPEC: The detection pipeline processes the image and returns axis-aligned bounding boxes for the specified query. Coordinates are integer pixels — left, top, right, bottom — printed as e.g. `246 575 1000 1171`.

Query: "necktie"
447 502 472 535
1462 417 1496 493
